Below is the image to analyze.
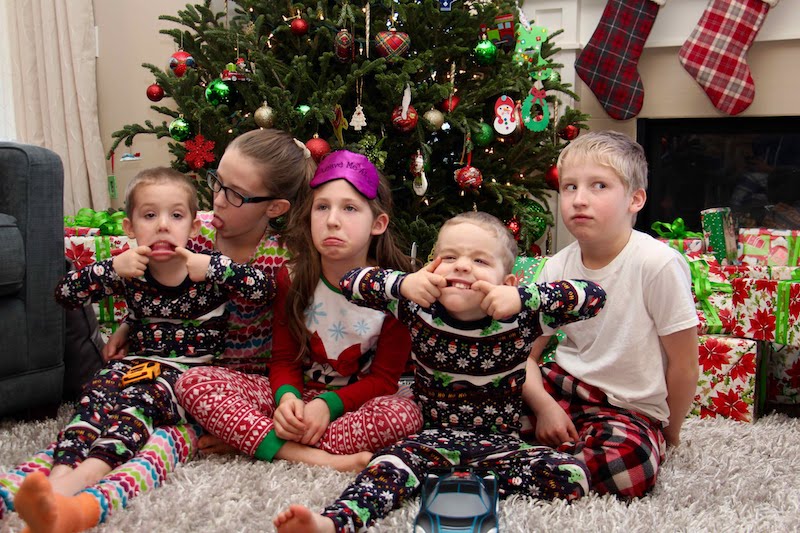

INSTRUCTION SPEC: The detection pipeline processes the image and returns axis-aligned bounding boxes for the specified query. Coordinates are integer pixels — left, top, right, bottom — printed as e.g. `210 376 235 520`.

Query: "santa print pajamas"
522 362 666 499
51 252 275 470
176 267 423 460
320 267 607 532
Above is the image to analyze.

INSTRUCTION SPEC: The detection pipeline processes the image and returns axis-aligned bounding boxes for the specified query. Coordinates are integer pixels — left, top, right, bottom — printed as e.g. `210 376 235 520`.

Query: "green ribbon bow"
688 258 732 334
651 218 703 240
64 208 126 236
775 269 800 346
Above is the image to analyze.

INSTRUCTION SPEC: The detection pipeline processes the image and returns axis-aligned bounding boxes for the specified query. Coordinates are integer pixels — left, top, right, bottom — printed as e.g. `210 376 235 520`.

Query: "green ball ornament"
519 198 548 242
168 117 192 141
474 38 498 66
473 122 495 147
205 78 233 107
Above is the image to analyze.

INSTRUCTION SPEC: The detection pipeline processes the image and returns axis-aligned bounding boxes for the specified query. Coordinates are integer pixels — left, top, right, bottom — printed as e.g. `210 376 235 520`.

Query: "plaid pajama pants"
521 362 666 499
175 366 423 457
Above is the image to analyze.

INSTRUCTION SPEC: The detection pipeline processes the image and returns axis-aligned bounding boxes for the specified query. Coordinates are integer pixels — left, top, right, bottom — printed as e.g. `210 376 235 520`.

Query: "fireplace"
635 117 800 235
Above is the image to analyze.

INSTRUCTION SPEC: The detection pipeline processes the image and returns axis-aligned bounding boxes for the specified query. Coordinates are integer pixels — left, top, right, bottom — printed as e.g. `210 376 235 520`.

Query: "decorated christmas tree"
110 0 588 259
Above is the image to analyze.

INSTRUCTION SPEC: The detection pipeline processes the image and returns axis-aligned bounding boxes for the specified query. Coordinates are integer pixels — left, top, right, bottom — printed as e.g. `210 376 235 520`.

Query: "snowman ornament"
493 95 517 136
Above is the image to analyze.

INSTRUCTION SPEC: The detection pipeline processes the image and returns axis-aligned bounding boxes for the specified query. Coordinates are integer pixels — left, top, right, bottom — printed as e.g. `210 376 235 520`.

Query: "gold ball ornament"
423 108 445 130
254 103 275 129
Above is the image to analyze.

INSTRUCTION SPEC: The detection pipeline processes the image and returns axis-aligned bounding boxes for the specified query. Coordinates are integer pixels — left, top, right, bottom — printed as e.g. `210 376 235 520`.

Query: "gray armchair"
0 142 65 417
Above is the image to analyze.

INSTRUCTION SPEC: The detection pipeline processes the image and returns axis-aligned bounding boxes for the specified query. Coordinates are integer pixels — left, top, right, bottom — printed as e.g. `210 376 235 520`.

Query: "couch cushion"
0 213 24 296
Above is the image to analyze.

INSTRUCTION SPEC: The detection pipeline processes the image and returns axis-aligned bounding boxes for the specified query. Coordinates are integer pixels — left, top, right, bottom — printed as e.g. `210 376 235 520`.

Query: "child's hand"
273 395 306 441
102 323 130 361
400 257 446 307
471 281 521 320
113 246 151 278
299 399 331 446
534 402 579 447
175 247 211 282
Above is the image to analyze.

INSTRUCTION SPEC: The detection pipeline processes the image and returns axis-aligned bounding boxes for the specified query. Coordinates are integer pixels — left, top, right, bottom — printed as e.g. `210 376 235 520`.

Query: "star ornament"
184 134 216 170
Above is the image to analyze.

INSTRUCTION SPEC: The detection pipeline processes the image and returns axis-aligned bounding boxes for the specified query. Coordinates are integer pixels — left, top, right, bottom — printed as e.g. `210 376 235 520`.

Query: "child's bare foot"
15 472 100 533
198 434 242 456
273 504 335 533
330 451 372 472
47 465 72 480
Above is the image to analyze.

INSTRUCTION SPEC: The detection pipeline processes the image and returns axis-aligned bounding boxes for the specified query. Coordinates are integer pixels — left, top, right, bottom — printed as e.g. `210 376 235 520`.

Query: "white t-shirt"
540 230 698 423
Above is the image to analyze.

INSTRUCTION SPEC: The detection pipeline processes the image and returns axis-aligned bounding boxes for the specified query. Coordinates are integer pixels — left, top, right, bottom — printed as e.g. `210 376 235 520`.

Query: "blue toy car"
414 467 499 533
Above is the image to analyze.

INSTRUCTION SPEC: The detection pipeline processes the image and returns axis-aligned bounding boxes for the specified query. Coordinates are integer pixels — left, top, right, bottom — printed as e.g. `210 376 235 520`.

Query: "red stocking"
679 0 775 115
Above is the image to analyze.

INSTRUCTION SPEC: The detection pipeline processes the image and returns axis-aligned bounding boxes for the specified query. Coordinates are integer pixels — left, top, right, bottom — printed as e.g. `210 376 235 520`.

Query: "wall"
522 0 800 250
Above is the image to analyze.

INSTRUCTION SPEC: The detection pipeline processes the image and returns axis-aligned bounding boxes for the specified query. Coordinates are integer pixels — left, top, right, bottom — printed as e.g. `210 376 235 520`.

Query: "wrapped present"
701 207 738 265
721 264 771 281
64 208 126 237
512 256 547 285
690 334 762 423
771 266 800 281
732 276 800 347
651 218 705 254
766 343 800 405
738 228 800 267
64 235 136 324
686 255 734 335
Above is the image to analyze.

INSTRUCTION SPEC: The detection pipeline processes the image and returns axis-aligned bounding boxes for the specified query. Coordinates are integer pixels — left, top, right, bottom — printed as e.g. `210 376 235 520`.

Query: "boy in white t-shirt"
522 130 699 499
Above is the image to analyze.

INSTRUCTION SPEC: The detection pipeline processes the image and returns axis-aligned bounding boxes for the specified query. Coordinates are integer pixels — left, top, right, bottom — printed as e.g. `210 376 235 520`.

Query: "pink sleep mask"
309 150 379 199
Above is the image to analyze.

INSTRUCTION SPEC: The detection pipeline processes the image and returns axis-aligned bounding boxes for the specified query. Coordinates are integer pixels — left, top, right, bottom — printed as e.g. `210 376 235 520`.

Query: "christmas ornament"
514 23 552 81
493 95 522 143
221 57 251 82
521 86 550 132
519 198 548 241
392 105 418 133
306 135 331 163
679 0 771 116
169 50 195 77
331 104 348 146
146 83 164 102
409 150 429 196
489 13 515 49
335 29 354 62
575 0 661 120
168 117 191 142
438 0 453 11
350 105 366 130
529 243 542 257
254 102 275 128
290 17 309 36
545 164 559 190
423 108 445 130
473 122 494 147
205 78 233 107
474 37 498 65
558 124 580 141
439 95 460 113
374 29 411 62
506 217 521 240
454 165 483 191
184 134 216 170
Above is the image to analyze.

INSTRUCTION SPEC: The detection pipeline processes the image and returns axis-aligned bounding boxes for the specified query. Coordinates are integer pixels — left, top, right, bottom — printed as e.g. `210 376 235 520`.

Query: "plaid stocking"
679 0 774 116
574 0 663 121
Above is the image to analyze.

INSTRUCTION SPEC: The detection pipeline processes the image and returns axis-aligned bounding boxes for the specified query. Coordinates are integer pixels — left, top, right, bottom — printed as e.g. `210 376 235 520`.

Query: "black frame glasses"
206 170 279 207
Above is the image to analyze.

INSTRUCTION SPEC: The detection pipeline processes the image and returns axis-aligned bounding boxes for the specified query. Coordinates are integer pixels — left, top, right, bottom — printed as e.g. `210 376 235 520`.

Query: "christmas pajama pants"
321 427 590 532
521 362 666 499
54 359 186 470
174 366 424 458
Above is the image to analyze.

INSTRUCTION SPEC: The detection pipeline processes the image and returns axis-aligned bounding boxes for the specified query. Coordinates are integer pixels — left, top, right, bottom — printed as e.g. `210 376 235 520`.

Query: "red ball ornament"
306 135 331 163
529 243 542 257
169 50 195 77
146 83 165 102
439 95 460 113
545 165 559 190
391 105 418 133
558 124 580 141
454 165 483 191
506 218 521 240
291 17 309 36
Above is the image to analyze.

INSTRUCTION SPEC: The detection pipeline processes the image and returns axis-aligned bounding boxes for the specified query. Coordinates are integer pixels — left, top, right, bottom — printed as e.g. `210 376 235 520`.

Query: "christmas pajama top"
340 267 606 435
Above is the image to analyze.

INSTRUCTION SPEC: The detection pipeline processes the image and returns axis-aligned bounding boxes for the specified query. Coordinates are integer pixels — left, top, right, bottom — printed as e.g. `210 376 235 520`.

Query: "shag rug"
1 406 799 533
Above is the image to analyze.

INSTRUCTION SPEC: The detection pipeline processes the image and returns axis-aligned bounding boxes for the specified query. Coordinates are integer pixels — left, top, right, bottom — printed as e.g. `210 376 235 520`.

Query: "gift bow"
775 269 800 346
688 258 732 334
64 208 126 236
651 218 703 240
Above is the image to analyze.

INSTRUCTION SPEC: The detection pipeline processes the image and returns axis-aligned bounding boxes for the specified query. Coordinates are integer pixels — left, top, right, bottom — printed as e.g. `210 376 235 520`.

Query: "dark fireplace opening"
635 116 800 236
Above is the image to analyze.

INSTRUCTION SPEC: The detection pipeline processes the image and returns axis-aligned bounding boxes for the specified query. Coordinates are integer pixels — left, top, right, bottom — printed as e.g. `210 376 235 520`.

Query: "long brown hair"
282 171 412 359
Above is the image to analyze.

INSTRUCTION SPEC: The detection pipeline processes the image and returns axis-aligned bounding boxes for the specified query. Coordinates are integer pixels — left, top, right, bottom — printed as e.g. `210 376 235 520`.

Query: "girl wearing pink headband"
178 149 423 471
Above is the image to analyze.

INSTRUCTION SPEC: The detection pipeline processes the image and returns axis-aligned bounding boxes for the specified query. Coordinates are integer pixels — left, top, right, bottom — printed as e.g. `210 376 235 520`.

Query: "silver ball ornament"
254 103 275 129
423 108 445 131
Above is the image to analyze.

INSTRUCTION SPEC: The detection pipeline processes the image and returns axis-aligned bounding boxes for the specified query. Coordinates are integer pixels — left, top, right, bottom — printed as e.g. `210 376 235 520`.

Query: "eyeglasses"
206 170 279 208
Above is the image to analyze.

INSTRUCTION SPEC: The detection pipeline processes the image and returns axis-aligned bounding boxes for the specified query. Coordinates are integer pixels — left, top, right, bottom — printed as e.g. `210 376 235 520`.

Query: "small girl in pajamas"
176 150 423 471
13 167 276 533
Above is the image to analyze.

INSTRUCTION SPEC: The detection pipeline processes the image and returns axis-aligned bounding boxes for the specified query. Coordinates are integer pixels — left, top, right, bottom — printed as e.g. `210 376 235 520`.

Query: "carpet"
1 406 799 532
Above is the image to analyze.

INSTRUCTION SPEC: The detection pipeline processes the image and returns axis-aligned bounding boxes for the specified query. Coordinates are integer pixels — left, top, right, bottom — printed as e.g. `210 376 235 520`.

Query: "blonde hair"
557 130 648 193
435 211 518 274
124 167 198 216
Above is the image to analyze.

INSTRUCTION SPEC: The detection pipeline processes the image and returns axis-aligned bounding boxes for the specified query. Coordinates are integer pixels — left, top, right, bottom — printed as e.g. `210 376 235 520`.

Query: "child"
176 150 423 471
0 129 314 526
274 211 607 533
13 167 276 533
521 130 700 499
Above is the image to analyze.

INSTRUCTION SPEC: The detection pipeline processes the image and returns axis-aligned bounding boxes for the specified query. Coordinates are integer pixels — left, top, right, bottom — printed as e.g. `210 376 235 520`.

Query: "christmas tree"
110 0 589 259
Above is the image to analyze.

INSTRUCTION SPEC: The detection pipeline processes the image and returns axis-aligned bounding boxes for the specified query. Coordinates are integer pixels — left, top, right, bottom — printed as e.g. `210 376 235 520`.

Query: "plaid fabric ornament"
679 0 772 116
574 0 662 120
374 29 410 62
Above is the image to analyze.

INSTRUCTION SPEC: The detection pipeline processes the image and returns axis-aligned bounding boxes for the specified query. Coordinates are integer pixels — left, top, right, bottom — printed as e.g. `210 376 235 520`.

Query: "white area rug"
1 407 799 532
